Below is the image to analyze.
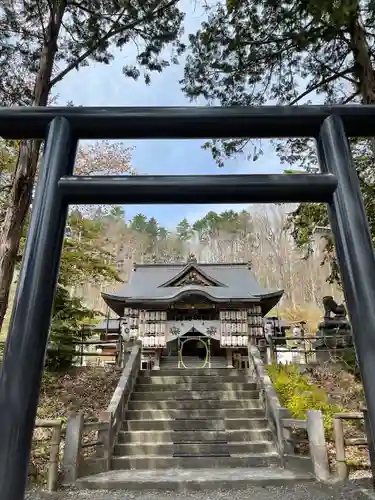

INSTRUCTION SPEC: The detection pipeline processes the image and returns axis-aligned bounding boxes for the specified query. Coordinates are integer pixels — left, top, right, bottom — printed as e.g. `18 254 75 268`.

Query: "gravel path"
25 482 375 500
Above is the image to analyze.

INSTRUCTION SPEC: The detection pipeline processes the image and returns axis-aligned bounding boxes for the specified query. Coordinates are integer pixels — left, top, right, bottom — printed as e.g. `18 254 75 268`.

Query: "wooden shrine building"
100 255 283 369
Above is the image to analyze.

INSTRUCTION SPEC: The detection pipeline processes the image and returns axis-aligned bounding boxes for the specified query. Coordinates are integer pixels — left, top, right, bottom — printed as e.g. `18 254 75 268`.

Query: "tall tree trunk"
348 14 375 105
0 7 65 331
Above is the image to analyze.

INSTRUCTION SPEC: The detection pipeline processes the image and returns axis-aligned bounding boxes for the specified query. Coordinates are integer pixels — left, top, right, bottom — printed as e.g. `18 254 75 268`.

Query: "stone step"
137 375 253 385
135 382 257 392
117 429 273 444
128 399 262 411
158 363 229 370
75 466 314 492
131 390 260 401
159 362 229 369
113 441 275 456
111 453 281 470
160 356 226 363
125 408 265 420
146 368 246 377
123 418 269 431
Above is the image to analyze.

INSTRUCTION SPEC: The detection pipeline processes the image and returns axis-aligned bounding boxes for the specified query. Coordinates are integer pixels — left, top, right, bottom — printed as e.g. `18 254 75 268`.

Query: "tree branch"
67 1 113 21
341 90 360 104
310 54 358 85
36 0 48 42
49 0 179 89
288 68 355 105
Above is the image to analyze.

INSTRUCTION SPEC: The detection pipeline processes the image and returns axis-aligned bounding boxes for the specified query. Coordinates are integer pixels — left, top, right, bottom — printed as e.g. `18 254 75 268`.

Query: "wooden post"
306 410 330 482
62 412 84 484
101 413 113 471
47 422 62 492
279 408 295 455
226 348 234 368
269 336 277 363
80 326 84 366
116 336 122 368
247 358 254 377
258 339 267 364
333 417 348 481
153 349 161 370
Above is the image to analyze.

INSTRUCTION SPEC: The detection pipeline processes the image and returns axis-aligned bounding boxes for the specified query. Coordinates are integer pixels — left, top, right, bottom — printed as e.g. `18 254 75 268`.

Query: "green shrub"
267 363 342 436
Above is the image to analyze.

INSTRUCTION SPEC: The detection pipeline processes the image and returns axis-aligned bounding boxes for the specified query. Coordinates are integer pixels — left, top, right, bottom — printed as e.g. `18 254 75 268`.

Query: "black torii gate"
1 107 375 499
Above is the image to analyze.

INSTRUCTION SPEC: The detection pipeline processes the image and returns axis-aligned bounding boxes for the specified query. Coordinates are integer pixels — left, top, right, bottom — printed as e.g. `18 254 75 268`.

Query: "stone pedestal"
226 348 234 368
152 349 161 370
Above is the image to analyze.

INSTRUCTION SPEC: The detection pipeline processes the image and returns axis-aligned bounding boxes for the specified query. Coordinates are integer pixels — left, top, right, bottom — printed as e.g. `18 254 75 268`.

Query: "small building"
101 256 283 370
93 318 121 365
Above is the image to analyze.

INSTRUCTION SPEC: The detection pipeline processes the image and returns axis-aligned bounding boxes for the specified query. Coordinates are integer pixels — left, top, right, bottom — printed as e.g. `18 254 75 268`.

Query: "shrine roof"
102 261 283 315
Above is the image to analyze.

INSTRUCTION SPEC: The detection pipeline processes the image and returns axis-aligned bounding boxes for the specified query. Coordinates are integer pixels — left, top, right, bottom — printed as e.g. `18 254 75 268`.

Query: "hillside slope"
31 366 121 486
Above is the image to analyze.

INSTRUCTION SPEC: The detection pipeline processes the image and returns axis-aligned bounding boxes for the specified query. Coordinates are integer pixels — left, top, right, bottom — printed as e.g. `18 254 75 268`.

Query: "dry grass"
306 362 368 472
30 366 121 487
271 303 322 334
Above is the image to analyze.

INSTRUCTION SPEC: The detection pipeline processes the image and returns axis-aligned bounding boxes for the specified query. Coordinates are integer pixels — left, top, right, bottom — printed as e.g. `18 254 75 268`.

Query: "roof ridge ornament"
187 252 197 264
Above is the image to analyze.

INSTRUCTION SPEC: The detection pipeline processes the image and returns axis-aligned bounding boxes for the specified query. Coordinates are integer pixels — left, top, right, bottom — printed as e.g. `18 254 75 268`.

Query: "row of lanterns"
139 323 167 336
141 336 167 348
220 310 247 321
220 335 249 347
220 322 248 334
249 326 265 337
248 305 262 315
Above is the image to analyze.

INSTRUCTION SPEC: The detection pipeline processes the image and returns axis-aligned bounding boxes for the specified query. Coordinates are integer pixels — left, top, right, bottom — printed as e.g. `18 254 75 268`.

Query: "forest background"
3 0 375 346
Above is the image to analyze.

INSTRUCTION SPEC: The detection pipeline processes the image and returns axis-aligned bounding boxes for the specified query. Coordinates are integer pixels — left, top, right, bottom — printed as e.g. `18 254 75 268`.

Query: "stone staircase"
111 365 281 470
76 363 314 491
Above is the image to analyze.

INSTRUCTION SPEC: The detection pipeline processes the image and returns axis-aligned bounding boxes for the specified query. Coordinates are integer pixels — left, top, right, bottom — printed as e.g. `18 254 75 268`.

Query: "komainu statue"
322 296 347 320
314 296 352 355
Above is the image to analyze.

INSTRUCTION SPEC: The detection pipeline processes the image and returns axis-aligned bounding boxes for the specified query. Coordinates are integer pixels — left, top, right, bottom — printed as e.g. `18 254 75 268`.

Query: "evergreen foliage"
181 1 375 284
0 0 185 331
45 286 96 371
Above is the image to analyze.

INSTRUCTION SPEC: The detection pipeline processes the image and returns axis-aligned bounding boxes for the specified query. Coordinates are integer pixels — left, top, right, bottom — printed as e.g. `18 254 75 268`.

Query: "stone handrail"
33 419 63 492
100 343 141 448
63 343 141 483
247 343 330 481
247 343 285 456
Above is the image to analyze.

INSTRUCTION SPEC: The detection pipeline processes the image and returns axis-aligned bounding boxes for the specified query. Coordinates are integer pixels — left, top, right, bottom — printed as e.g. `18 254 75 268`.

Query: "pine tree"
181 0 375 282
176 217 193 241
0 0 184 329
182 0 375 167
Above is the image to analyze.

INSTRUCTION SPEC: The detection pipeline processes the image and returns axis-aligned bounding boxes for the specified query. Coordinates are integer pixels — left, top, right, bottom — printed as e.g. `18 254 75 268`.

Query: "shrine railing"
62 344 141 482
32 419 63 492
333 411 373 483
247 343 330 481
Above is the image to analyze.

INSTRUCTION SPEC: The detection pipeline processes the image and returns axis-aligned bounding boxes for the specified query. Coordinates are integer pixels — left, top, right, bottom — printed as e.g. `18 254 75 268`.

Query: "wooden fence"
249 342 375 484
265 334 353 366
62 343 141 482
333 410 374 483
33 419 63 492
247 343 330 481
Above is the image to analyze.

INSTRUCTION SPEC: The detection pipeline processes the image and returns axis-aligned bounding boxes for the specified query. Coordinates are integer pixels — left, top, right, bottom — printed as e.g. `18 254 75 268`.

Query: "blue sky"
54 1 286 229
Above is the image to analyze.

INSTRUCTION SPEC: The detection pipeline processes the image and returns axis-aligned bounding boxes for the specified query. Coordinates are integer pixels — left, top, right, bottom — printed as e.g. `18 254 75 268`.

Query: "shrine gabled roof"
102 262 283 314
